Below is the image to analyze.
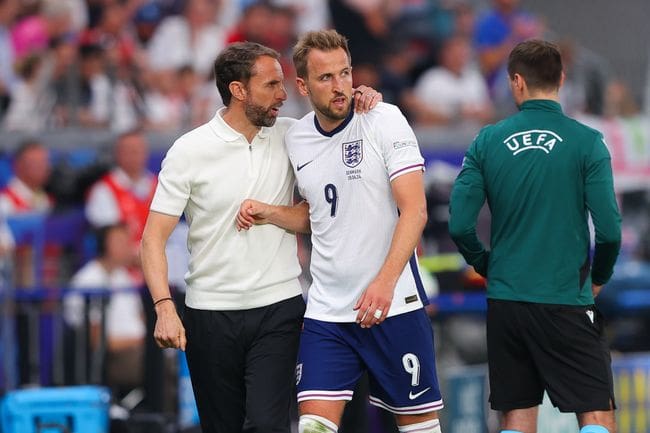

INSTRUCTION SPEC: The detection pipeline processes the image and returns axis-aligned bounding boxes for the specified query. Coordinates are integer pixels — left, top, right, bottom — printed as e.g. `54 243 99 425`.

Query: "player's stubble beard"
245 99 282 127
313 91 351 124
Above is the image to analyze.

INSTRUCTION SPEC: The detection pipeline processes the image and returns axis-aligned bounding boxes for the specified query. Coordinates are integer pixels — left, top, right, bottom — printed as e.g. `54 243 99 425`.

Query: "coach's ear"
229 80 247 102
296 77 309 97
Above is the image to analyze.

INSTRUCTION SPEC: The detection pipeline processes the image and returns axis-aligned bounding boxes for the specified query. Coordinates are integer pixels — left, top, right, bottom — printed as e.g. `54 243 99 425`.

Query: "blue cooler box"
0 386 110 433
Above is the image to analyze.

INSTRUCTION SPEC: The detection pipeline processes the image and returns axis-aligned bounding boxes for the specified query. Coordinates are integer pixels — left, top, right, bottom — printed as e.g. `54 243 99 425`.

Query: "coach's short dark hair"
507 40 563 92
213 42 280 106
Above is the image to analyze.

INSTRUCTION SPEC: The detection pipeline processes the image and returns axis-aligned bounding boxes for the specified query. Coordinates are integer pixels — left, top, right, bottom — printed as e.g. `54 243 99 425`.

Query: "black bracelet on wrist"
153 297 173 307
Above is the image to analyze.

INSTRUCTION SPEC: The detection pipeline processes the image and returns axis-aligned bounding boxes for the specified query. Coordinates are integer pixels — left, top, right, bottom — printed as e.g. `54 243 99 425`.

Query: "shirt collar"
519 99 563 114
314 102 355 137
208 107 271 142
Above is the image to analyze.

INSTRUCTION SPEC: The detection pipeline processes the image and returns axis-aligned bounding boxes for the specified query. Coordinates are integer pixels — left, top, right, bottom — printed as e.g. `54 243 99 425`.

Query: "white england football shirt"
286 102 427 322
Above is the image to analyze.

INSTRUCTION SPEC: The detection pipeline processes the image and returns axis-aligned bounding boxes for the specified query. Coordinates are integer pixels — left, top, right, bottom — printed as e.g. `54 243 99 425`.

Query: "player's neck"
314 108 352 134
222 106 260 143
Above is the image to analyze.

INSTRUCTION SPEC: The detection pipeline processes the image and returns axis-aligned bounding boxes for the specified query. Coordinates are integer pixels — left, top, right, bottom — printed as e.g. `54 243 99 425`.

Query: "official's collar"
519 99 563 114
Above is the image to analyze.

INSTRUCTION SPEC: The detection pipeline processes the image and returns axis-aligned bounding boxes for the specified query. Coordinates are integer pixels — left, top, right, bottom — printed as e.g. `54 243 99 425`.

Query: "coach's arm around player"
236 199 311 234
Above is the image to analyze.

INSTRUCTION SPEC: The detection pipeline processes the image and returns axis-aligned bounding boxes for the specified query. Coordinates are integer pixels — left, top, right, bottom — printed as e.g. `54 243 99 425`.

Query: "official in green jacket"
449 40 621 433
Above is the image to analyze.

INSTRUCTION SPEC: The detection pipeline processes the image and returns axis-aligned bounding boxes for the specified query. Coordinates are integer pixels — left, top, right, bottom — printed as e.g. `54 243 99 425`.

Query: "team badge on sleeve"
342 140 363 168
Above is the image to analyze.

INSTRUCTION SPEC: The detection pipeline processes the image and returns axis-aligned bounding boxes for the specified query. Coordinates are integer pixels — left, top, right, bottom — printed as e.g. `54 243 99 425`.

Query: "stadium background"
0 0 649 432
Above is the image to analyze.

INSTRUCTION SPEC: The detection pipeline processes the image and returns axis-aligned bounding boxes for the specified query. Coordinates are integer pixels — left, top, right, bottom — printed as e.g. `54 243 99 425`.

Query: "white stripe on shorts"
297 390 354 402
368 395 444 414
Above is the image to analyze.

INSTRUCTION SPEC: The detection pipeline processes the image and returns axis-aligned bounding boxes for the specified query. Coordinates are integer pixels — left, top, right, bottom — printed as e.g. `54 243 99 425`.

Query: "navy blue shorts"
296 309 443 415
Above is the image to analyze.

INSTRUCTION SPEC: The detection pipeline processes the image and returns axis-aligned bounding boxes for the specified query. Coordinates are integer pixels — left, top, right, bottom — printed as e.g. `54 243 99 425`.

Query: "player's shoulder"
286 111 314 136
358 101 405 123
272 116 298 135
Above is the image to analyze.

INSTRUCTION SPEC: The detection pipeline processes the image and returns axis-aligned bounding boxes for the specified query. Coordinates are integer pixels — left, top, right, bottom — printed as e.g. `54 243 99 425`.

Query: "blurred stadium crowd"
0 0 644 134
1 0 649 431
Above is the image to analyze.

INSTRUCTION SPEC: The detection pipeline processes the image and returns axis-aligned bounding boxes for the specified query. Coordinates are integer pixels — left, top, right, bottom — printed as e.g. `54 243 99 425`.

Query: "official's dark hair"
293 30 351 79
95 222 128 257
213 42 280 106
507 39 563 91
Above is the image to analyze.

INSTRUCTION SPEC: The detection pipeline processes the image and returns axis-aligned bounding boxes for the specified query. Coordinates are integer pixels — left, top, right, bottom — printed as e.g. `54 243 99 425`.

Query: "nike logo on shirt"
297 160 314 171
408 387 431 400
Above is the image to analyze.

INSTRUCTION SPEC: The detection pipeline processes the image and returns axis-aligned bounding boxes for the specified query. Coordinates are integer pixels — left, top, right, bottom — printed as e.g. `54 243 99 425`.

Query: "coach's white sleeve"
150 138 192 217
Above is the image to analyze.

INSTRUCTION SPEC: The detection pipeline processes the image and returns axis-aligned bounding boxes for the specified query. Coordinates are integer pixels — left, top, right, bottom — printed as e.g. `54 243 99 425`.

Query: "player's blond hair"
292 30 351 79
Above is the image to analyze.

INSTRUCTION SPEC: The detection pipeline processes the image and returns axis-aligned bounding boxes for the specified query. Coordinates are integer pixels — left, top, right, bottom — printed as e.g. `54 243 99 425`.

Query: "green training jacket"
449 99 621 305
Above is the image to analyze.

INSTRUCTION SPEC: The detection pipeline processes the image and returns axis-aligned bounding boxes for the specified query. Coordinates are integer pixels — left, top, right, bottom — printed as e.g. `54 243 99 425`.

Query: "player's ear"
296 77 309 97
229 81 247 102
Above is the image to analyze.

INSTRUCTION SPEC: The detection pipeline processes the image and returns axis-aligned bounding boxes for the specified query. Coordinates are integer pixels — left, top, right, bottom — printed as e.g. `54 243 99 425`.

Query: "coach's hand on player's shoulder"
236 199 270 231
352 85 382 113
153 301 186 351
353 276 394 329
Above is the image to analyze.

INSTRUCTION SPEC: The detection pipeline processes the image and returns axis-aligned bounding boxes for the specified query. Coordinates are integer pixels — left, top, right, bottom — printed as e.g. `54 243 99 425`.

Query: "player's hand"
153 300 186 351
592 283 603 298
236 199 270 231
353 85 382 113
353 277 394 328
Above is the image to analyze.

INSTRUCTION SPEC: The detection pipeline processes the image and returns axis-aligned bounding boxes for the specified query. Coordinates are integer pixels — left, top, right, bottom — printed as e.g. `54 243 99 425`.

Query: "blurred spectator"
0 212 13 257
474 0 544 112
191 69 223 127
328 0 400 65
226 1 301 120
225 1 273 45
376 39 420 111
266 4 297 54
76 44 112 128
0 140 53 215
64 222 145 398
393 0 454 46
10 0 73 60
411 36 493 126
603 79 640 119
79 1 141 74
85 130 156 274
86 0 142 29
45 35 79 128
147 0 226 77
2 54 55 132
0 0 19 119
0 140 54 288
60 0 88 34
215 0 241 29
273 0 330 34
109 73 146 133
143 68 188 131
132 2 163 45
452 1 476 40
558 39 610 116
176 64 208 127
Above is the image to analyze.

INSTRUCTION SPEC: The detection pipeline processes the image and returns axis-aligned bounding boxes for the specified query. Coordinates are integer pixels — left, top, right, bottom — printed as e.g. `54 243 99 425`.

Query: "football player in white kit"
237 30 443 433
